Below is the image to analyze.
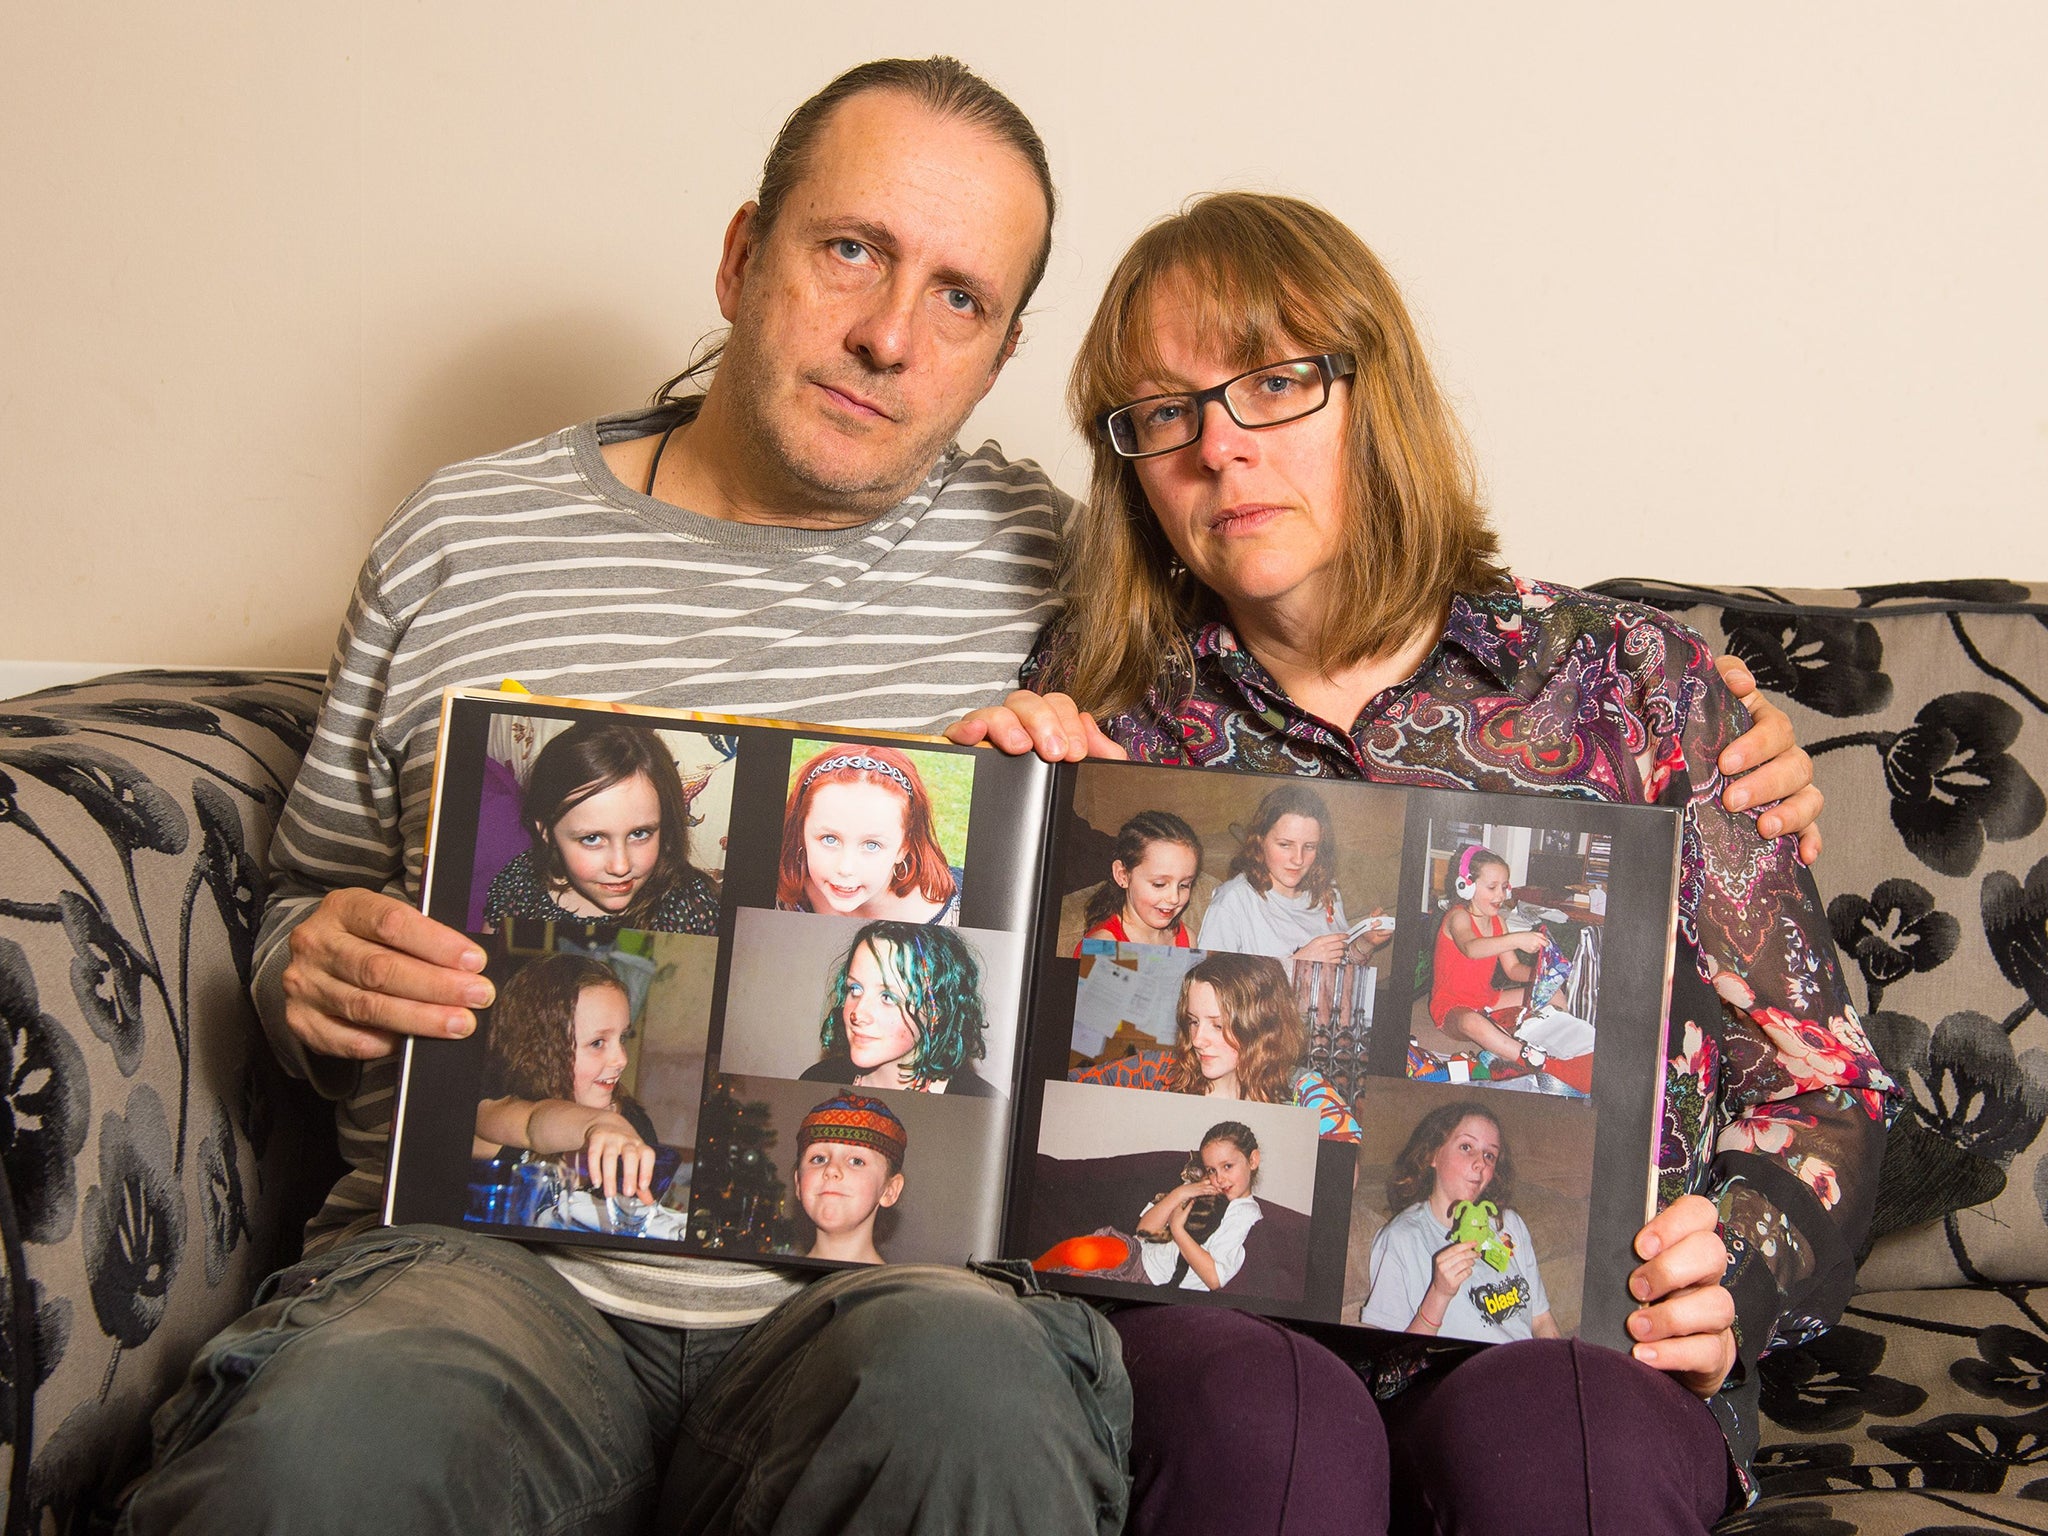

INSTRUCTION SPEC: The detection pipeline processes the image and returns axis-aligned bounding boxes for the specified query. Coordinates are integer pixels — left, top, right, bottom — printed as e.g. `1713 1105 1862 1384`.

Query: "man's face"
713 90 1049 515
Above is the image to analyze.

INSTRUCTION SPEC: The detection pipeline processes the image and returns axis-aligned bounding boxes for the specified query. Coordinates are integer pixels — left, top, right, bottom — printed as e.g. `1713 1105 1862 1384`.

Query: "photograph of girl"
1357 1100 1558 1342
1197 785 1390 967
1026 1081 1320 1304
777 742 970 925
692 1072 1002 1268
790 1092 908 1266
1069 950 1359 1140
1072 810 1203 953
480 718 722 935
1429 845 1551 1069
716 908 1023 1099
469 950 684 1237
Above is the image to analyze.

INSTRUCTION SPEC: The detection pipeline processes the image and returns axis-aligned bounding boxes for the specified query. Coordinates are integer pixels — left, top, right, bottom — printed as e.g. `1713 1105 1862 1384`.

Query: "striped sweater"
253 403 1069 1328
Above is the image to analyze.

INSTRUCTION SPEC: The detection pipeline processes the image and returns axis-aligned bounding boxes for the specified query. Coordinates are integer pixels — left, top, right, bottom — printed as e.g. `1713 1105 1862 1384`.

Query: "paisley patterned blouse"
1034 577 1901 1499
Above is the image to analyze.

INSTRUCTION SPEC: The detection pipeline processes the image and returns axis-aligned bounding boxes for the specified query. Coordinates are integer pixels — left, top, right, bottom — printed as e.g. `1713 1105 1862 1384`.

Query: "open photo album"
386 688 1684 1352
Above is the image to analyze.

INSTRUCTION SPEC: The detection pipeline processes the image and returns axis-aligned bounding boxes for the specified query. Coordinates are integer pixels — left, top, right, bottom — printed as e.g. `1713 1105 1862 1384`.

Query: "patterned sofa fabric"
0 671 338 1530
1593 581 2048 1535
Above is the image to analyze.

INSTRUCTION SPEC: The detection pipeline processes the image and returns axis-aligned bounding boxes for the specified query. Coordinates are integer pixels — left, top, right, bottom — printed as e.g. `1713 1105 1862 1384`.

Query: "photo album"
386 688 1684 1352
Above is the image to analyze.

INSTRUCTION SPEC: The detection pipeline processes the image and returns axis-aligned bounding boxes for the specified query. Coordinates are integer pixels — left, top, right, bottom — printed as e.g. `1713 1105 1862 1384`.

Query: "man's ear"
879 1172 905 1209
714 202 764 323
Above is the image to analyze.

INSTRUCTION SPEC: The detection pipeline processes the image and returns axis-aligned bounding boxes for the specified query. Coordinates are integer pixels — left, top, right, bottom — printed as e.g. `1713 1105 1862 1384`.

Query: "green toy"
1447 1199 1512 1273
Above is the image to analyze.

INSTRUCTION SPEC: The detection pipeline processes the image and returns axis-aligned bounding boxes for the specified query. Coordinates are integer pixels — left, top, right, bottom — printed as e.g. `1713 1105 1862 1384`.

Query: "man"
121 56 1815 1535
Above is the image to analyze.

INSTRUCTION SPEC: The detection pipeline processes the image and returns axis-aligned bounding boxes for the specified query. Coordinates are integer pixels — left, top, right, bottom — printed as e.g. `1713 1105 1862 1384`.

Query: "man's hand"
945 690 1129 762
1714 655 1823 864
281 888 494 1062
1627 1194 1738 1398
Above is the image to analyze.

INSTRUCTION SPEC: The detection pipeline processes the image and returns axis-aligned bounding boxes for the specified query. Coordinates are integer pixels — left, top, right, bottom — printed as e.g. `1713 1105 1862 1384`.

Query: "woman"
1069 950 1359 1140
800 919 1002 1097
484 719 719 934
1358 1103 1559 1343
952 192 1891 1531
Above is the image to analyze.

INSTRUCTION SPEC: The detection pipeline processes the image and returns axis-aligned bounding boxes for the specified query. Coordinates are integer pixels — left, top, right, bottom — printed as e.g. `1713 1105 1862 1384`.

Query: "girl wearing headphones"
1430 846 1550 1069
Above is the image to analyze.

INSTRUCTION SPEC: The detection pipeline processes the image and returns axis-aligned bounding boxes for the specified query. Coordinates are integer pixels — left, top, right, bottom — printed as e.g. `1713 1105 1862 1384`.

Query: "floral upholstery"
0 671 338 1530
1595 581 2048 1535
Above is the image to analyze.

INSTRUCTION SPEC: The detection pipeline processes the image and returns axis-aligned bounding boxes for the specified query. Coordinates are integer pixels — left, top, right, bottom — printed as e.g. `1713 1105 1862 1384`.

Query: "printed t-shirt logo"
1469 1274 1531 1326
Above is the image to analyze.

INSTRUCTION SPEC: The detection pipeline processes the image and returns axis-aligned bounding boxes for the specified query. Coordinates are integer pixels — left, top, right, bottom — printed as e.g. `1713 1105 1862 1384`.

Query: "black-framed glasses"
1098 353 1357 459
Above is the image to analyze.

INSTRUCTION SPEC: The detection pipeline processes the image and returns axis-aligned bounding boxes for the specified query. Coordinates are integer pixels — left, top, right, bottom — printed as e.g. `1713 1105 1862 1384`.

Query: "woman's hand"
1714 656 1823 865
1294 933 1350 965
580 1116 656 1204
1627 1194 1737 1398
945 690 1129 763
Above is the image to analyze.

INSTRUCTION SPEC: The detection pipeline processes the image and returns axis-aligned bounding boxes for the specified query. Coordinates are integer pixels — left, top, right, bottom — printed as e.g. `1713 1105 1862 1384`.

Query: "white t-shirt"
1140 1194 1265 1290
1358 1201 1550 1342
1196 875 1348 961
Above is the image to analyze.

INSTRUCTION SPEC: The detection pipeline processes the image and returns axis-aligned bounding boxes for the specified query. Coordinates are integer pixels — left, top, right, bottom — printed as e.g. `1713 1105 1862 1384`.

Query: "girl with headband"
777 745 960 925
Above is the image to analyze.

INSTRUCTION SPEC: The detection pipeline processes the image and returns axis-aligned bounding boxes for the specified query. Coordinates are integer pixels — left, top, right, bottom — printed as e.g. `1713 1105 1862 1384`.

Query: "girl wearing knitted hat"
793 1092 908 1265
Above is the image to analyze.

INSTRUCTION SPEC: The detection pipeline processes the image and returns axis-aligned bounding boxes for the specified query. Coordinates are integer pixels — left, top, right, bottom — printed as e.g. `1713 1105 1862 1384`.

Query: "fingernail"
1759 816 1780 837
1638 1233 1662 1259
1631 1275 1651 1300
1047 734 1067 755
448 1013 474 1038
1629 1311 1651 1336
1634 1344 1658 1364
1725 788 1748 810
466 982 494 1007
460 948 487 971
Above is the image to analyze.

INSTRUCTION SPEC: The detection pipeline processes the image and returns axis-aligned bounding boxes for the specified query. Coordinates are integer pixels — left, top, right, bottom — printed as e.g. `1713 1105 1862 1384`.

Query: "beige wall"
5 2 2044 667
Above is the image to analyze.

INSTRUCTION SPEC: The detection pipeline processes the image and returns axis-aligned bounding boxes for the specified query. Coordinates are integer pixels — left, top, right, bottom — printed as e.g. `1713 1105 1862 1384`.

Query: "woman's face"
1429 1115 1502 1207
795 1141 903 1235
569 984 632 1111
546 771 663 914
1127 278 1352 628
1200 1138 1259 1201
1115 841 1199 932
1181 981 1241 1088
803 780 911 914
841 941 922 1076
1469 863 1512 916
1257 814 1323 896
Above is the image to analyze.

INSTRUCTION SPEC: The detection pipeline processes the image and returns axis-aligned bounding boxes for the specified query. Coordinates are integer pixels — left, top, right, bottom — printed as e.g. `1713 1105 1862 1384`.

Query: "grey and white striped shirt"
254 403 1069 1328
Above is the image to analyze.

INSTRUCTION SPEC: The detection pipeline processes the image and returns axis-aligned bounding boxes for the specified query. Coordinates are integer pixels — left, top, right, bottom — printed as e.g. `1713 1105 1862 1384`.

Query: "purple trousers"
1112 1307 1731 1536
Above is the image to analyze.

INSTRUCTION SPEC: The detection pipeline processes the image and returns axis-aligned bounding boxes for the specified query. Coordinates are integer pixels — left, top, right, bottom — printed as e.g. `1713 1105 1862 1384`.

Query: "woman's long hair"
818 922 988 1088
1385 1101 1516 1214
523 721 700 926
1228 785 1338 908
1082 809 1202 930
1053 191 1508 714
483 952 628 1102
1164 952 1304 1103
777 745 956 911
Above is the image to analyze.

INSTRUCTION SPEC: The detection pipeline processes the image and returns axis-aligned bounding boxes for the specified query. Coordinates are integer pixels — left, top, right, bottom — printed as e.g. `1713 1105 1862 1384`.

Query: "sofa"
2 579 2044 1533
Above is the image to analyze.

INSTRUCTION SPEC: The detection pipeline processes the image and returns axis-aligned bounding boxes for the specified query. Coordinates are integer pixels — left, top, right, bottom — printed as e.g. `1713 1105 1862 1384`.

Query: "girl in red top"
1430 845 1550 1068
1073 810 1202 954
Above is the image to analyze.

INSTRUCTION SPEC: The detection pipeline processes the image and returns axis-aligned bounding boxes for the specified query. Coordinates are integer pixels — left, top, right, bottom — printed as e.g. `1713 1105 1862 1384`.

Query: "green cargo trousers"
118 1226 1131 1536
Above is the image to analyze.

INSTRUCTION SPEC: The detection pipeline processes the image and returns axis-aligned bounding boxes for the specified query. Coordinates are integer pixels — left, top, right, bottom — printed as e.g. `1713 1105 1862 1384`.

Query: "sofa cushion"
1592 581 2048 1292
1732 1281 2048 1532
0 670 337 1527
